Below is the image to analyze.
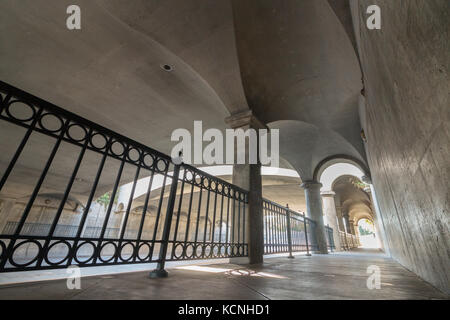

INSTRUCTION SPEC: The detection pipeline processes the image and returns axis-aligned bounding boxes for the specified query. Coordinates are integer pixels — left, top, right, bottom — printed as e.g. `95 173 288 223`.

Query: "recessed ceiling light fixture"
161 64 173 72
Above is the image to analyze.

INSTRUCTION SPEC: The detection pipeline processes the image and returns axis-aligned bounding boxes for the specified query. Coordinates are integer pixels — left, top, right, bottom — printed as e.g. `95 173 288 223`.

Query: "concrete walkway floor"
0 249 447 300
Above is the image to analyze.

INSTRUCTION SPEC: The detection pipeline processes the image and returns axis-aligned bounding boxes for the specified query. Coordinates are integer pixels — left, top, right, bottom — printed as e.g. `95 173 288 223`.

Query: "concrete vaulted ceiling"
0 0 367 198
333 175 373 222
231 0 365 180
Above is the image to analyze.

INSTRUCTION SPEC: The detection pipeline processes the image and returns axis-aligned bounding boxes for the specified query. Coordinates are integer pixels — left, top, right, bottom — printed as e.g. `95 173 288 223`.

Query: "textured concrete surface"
352 0 450 293
0 249 447 300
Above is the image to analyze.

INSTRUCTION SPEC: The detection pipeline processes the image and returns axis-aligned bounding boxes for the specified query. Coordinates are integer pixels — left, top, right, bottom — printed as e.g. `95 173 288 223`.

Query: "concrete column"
301 181 328 254
225 110 265 264
344 214 352 234
350 220 358 236
349 219 356 236
321 191 342 251
335 205 345 232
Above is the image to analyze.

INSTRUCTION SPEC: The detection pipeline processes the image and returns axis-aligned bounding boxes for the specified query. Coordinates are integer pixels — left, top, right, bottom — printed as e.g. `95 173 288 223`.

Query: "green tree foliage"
95 191 119 209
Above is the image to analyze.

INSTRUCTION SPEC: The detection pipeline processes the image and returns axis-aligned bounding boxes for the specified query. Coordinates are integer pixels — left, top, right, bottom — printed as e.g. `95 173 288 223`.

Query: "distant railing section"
339 231 359 250
263 199 334 255
166 164 248 261
0 80 248 272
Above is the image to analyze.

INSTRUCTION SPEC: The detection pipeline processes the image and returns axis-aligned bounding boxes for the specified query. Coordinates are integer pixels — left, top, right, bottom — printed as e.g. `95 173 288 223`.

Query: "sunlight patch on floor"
176 265 288 279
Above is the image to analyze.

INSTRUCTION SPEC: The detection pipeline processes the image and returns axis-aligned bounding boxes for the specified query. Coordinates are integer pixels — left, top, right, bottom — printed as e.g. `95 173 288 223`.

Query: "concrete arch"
267 120 367 181
314 155 370 183
355 215 374 225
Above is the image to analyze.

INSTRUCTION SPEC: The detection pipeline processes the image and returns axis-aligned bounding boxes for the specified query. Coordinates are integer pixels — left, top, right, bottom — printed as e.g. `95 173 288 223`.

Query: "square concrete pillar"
321 191 342 251
225 110 265 264
301 181 328 254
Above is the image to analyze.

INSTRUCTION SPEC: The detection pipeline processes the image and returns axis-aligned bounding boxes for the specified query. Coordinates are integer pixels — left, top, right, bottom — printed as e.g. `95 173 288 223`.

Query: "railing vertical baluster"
202 182 211 257
149 164 180 278
170 169 186 259
263 203 267 254
273 205 277 252
283 209 287 251
270 204 275 253
237 193 241 247
225 195 230 248
210 183 218 245
202 182 211 245
231 192 236 253
277 207 281 252
114 163 141 263
148 169 169 260
268 204 273 253
193 181 203 245
218 189 224 244
182 178 195 256
241 194 246 254
285 205 294 259
133 170 155 262
303 214 311 256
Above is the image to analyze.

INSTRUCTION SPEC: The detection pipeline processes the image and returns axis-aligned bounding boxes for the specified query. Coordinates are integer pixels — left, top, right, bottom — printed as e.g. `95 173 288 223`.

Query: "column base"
149 269 168 278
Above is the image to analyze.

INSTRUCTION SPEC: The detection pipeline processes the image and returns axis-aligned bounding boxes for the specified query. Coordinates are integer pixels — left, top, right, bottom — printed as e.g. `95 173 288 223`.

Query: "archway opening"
357 218 380 249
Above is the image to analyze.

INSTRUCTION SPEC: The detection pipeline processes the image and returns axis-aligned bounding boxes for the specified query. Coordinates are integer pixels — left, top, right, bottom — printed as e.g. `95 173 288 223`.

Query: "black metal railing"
0 80 334 273
262 199 331 255
0 80 248 272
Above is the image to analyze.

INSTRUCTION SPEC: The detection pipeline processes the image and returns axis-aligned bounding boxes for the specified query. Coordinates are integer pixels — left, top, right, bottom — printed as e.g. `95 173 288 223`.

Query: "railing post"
303 213 311 256
344 232 349 250
285 204 294 259
149 164 180 278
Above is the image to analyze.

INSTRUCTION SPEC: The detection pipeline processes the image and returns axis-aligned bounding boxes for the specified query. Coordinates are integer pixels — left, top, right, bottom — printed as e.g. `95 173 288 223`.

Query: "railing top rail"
180 163 249 195
0 80 171 161
262 198 318 224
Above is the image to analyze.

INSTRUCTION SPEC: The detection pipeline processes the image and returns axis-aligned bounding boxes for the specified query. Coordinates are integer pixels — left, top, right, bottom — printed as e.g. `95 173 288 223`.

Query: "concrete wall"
352 0 449 293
